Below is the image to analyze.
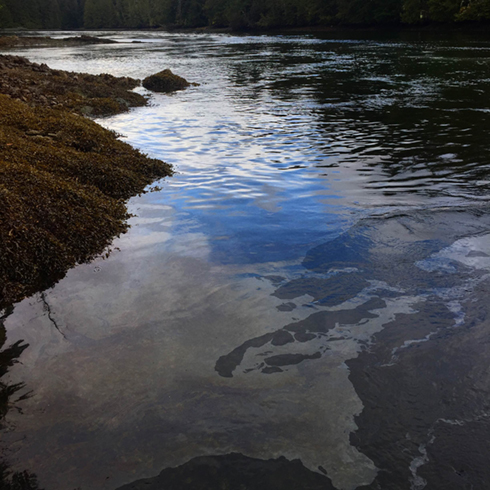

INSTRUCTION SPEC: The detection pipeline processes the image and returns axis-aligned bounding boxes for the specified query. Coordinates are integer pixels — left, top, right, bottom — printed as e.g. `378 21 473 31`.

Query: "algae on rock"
0 57 173 309
143 69 192 93
0 54 145 116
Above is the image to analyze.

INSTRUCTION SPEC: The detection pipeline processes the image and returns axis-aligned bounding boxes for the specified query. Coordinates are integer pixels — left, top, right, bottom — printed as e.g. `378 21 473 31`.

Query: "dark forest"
0 0 489 30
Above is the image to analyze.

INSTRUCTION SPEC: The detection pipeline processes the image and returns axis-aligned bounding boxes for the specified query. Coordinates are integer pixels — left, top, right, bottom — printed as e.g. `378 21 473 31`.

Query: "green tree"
456 0 490 20
73 0 490 28
84 0 117 27
255 0 310 28
3 0 42 27
150 0 175 26
0 0 14 27
203 0 228 26
401 0 429 22
427 0 460 21
181 0 207 26
338 0 402 24
59 0 84 27
219 0 253 29
41 0 62 27
303 0 338 24
116 0 151 27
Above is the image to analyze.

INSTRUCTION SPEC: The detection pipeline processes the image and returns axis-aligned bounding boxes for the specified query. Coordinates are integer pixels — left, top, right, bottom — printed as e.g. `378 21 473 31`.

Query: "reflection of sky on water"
97 85 353 265
3 30 490 490
6 30 490 228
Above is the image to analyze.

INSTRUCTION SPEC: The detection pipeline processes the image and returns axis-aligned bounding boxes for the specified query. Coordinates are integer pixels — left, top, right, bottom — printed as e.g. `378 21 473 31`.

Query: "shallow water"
2 30 490 490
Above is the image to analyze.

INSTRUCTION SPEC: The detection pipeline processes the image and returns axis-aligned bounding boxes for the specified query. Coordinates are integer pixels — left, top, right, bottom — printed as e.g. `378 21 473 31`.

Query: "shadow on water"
0 308 41 490
114 453 335 490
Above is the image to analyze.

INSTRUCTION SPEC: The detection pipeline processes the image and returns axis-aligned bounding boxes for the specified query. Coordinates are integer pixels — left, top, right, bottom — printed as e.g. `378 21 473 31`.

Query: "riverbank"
0 53 172 311
0 34 119 49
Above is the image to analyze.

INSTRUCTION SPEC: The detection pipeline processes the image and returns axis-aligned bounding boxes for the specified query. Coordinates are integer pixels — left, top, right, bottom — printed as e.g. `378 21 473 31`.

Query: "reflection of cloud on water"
216 291 422 379
215 267 423 489
414 232 490 334
214 207 490 488
117 231 172 251
417 233 490 272
4 207 490 490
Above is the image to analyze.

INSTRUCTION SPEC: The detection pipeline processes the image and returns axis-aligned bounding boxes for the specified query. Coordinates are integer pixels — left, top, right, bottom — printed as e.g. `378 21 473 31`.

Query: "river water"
2 30 490 490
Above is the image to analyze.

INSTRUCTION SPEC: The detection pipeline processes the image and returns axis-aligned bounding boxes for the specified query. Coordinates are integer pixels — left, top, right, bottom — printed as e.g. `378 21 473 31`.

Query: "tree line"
0 0 489 30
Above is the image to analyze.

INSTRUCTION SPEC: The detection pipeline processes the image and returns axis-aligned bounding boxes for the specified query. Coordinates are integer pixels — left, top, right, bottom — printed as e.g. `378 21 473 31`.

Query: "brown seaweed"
0 56 173 309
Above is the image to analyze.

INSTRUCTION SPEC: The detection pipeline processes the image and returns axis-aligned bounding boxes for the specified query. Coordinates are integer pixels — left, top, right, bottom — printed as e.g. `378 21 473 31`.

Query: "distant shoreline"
2 21 490 36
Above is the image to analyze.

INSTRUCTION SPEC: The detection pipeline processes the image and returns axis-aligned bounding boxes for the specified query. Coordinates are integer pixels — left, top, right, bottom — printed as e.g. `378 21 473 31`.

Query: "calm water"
2 30 490 490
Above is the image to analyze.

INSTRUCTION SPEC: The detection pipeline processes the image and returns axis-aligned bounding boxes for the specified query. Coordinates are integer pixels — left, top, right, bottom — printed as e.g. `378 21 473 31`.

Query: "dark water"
2 30 490 490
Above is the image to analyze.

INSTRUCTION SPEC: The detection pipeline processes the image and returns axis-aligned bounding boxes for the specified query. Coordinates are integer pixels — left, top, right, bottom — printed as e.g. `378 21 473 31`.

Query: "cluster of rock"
0 54 144 116
0 35 118 48
0 52 175 309
0 40 198 308
0 54 196 116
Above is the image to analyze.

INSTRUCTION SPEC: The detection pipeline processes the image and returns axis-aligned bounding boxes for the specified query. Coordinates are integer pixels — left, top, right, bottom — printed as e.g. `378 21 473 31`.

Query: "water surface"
2 30 490 490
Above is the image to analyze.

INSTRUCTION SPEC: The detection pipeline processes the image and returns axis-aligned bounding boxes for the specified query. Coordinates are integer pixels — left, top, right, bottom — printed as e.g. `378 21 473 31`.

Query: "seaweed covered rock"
0 94 172 309
0 55 175 309
0 54 145 116
142 69 191 93
0 35 118 48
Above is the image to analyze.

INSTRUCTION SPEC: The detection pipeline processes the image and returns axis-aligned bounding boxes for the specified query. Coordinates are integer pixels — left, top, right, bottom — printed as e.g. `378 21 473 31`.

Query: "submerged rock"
115 453 335 490
142 69 192 93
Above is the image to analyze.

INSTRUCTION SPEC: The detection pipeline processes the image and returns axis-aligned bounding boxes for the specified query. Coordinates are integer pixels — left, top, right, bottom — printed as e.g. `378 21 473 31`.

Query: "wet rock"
0 54 146 116
115 453 335 490
0 35 118 49
264 352 322 367
25 129 41 136
142 69 191 93
276 302 296 311
70 35 118 44
0 89 172 309
80 105 93 115
215 297 385 377
31 135 52 143
271 329 294 346
262 366 284 374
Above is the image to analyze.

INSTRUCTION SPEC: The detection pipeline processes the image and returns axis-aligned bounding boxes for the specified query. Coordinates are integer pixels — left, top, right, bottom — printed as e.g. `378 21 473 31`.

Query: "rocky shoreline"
0 53 147 116
0 50 172 310
0 34 119 49
0 41 174 488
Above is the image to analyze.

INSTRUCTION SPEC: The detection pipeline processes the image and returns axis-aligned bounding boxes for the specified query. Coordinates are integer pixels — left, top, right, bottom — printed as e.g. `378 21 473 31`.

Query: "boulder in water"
142 69 191 93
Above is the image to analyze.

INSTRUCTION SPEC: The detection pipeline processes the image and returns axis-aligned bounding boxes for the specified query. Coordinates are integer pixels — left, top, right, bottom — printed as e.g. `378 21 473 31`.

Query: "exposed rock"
143 69 192 93
0 54 145 116
0 57 173 310
68 35 118 44
0 35 118 48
